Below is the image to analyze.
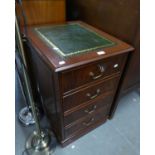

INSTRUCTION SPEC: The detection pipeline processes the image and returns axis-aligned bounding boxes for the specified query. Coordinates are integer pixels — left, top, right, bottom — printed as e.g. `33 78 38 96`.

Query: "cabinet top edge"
26 21 134 72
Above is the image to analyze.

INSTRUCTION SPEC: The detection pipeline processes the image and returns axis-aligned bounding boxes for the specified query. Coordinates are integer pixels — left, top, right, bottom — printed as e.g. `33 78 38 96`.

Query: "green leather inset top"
34 23 116 57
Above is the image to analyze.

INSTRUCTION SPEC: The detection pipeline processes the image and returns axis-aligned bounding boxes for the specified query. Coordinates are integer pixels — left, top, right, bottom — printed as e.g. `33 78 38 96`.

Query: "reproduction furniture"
25 21 134 146
66 0 140 118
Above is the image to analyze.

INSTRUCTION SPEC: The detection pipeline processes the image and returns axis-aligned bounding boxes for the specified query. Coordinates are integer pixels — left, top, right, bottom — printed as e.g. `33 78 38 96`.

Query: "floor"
15 72 140 155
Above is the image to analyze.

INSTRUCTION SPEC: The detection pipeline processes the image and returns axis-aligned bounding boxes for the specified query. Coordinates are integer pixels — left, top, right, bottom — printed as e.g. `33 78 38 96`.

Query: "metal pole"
15 14 42 137
15 15 27 68
16 13 56 154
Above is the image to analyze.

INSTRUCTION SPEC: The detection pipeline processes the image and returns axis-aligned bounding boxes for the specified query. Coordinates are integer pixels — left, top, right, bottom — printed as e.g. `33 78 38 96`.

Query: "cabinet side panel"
26 42 64 141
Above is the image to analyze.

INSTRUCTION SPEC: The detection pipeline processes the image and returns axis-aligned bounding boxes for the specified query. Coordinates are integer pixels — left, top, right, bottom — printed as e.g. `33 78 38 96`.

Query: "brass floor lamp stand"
16 13 56 155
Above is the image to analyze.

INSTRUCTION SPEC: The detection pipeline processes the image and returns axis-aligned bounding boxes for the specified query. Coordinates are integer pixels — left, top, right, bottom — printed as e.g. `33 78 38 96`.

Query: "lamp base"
19 106 35 126
25 129 56 155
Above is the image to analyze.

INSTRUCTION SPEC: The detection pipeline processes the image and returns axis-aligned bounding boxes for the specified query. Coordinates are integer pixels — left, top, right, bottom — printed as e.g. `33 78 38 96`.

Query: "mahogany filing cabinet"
25 21 134 146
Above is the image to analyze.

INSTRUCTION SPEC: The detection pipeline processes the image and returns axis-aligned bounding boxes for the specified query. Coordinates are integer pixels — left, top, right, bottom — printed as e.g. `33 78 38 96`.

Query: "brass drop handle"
83 118 94 126
89 72 103 80
89 65 105 80
84 105 97 114
86 89 100 100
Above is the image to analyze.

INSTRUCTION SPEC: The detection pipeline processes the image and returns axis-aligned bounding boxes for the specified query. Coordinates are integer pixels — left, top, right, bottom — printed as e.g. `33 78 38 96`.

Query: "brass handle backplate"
83 118 94 126
89 64 105 80
84 105 97 114
86 89 100 100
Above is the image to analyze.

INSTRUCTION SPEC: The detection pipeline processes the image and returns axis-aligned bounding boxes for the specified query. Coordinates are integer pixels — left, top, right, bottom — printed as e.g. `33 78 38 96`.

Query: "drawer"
64 95 113 126
63 76 120 112
61 54 126 93
64 104 110 138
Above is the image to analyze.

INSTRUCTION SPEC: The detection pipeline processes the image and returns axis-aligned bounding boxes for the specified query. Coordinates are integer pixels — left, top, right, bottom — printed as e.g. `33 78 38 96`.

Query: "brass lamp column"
15 14 56 155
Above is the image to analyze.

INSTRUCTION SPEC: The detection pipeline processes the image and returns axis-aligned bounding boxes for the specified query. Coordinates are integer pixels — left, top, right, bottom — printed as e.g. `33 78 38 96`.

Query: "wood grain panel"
64 104 110 138
64 95 113 126
16 0 66 26
62 76 120 112
67 0 139 44
61 54 125 93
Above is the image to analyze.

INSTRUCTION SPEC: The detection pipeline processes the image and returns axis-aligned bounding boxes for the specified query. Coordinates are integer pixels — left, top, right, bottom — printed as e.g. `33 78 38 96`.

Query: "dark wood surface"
16 0 66 26
27 21 134 72
61 54 126 93
63 75 120 113
64 95 113 126
61 114 108 147
66 0 140 118
25 21 134 146
66 0 139 45
25 42 65 141
64 104 110 138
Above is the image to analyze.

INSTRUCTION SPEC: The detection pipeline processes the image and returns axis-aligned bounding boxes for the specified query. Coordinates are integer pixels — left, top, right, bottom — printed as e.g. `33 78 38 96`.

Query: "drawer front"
61 54 126 93
64 104 110 138
64 95 113 126
63 76 119 112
